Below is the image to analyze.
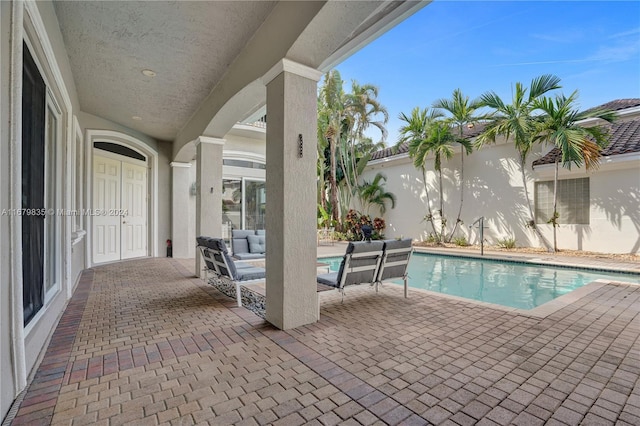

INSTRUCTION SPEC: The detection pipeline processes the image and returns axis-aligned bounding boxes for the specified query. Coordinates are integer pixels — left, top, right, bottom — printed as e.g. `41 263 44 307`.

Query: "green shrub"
452 236 469 247
425 233 439 244
497 237 517 249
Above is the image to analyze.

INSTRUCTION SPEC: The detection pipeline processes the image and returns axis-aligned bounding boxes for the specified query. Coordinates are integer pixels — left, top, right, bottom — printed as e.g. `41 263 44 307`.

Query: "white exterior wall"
0 2 176 419
534 157 640 254
1 1 16 417
364 139 639 254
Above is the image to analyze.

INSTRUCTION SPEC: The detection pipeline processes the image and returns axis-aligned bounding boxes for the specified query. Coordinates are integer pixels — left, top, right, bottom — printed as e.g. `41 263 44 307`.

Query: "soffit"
53 0 277 141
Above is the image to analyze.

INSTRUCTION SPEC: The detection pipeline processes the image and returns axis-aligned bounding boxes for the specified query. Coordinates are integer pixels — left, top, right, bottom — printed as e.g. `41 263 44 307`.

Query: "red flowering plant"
343 210 385 240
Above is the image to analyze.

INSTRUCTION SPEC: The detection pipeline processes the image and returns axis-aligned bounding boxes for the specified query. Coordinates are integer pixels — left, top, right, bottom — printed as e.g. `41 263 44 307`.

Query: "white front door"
93 154 148 263
121 162 147 259
93 155 121 263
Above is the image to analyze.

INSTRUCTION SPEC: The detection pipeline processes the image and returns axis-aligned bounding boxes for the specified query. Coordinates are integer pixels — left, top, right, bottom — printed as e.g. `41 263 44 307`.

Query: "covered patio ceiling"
53 0 429 156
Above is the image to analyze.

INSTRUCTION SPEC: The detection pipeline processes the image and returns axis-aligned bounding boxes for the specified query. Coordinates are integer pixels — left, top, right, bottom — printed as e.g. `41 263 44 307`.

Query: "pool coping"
412 247 640 275
401 279 624 319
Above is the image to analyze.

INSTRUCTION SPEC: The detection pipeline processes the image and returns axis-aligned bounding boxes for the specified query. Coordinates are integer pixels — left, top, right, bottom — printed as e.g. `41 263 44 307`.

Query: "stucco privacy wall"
363 140 546 247
364 139 639 254
534 163 640 254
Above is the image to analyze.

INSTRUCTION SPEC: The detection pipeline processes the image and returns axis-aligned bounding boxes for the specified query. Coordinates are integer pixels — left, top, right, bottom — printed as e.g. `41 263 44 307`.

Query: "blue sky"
335 0 640 145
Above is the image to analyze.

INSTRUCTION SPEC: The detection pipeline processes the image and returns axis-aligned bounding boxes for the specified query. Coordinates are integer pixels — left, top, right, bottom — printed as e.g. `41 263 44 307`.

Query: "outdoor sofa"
231 230 266 260
317 238 413 299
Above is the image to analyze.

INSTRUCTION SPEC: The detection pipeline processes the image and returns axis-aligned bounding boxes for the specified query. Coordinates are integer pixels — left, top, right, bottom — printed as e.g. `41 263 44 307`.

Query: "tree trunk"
448 146 464 242
422 168 439 238
439 168 446 243
329 136 339 226
520 156 552 251
552 160 559 252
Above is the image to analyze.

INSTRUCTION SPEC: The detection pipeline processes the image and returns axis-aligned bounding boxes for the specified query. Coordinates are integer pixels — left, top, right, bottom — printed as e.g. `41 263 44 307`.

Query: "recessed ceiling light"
141 69 156 77
132 116 142 121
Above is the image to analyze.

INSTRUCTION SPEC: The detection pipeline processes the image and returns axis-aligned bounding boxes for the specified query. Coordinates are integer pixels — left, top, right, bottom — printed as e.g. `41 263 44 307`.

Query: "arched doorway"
86 130 158 265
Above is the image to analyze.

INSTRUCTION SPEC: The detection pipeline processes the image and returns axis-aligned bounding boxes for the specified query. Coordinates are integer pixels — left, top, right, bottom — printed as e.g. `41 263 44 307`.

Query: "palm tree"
397 107 442 239
339 81 388 216
424 120 470 242
318 70 346 225
318 73 388 228
357 172 396 215
476 74 561 251
533 91 615 251
432 89 482 240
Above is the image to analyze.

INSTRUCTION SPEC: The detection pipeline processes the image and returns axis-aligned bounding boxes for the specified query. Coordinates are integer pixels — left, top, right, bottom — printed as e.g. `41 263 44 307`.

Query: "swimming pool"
319 252 639 310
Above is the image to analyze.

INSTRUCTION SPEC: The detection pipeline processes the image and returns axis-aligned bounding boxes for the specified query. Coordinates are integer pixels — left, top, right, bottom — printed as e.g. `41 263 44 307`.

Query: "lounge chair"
196 236 266 307
316 240 384 299
376 238 413 297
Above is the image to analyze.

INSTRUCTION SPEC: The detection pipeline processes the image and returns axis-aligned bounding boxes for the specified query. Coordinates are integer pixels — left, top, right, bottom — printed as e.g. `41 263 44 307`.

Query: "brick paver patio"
10 257 640 425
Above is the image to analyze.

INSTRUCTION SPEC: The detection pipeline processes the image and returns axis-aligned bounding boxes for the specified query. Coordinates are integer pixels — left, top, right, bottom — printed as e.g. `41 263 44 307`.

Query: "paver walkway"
10 257 640 425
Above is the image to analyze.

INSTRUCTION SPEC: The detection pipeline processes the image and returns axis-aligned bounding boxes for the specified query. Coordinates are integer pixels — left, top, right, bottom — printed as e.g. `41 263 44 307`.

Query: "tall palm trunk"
519 155 552 251
421 167 439 238
447 145 465 242
329 136 339 226
552 160 559 252
438 168 446 242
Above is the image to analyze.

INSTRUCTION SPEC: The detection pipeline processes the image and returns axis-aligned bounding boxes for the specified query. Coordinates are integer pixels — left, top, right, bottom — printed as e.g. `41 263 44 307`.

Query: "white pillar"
263 59 323 329
170 162 192 258
194 137 225 276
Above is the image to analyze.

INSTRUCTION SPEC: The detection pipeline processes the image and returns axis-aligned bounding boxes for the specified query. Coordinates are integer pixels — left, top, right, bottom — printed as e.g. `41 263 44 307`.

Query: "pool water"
319 253 639 310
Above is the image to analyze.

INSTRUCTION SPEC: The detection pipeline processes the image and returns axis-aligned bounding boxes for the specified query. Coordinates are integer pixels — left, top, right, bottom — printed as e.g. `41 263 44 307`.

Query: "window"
244 180 266 230
222 178 266 231
223 159 265 169
73 119 84 232
535 178 589 224
44 96 62 299
22 43 47 325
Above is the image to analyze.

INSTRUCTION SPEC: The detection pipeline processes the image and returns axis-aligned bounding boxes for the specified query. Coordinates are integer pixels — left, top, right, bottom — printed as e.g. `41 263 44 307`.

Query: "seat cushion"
317 272 339 287
209 238 238 279
235 267 266 281
247 235 266 254
231 230 255 255
338 240 384 286
232 238 250 255
234 252 265 260
232 230 255 239
379 238 412 281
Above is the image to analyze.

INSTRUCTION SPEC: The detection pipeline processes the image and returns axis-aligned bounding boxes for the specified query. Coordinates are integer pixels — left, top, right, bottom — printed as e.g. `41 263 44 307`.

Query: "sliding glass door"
222 178 265 231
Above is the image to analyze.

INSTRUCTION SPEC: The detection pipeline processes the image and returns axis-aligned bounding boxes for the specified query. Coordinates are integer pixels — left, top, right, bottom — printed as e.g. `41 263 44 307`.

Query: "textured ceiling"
54 1 277 141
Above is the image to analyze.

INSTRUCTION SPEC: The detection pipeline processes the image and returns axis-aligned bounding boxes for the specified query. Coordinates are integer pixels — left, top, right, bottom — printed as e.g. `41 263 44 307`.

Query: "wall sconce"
190 182 197 196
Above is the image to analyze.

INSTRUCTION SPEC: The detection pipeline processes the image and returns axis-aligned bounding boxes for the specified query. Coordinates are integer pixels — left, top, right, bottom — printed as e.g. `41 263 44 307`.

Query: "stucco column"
170 162 192 258
263 59 323 329
195 137 225 276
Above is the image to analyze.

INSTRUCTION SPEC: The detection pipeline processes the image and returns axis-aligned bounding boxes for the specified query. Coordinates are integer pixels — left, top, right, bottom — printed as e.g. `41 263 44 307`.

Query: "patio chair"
316 240 384 300
375 238 413 297
196 236 265 307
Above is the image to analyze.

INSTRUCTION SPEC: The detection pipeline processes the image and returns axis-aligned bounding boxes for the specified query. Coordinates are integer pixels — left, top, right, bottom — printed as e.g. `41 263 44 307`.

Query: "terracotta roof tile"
372 99 640 162
583 98 640 114
371 122 487 161
532 117 640 166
